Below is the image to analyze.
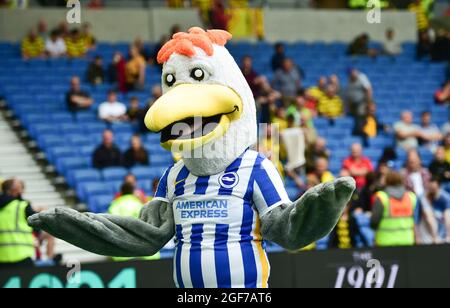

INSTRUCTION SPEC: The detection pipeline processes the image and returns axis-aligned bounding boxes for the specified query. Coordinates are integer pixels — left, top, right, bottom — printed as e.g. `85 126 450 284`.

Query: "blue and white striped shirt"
154 150 291 288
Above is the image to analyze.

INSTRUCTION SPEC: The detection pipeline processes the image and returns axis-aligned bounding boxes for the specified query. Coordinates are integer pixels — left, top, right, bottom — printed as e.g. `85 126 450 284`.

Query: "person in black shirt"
429 146 450 183
271 43 286 72
328 207 368 249
66 76 93 112
86 55 105 85
123 135 149 168
92 130 123 169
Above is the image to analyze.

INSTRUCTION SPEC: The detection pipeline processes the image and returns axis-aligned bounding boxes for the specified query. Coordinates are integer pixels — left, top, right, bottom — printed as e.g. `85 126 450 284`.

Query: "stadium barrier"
1 245 449 288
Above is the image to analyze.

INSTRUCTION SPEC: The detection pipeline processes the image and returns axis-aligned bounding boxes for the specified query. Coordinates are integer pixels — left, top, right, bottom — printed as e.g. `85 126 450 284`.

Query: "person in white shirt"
98 90 127 123
382 28 402 56
45 30 67 58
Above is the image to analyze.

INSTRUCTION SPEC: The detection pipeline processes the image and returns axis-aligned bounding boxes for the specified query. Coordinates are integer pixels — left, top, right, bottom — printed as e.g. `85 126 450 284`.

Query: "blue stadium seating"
1 39 448 250
101 167 128 181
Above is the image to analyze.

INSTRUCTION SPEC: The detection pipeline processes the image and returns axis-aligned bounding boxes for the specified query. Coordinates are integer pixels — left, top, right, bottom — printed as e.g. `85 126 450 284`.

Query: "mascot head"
145 27 257 176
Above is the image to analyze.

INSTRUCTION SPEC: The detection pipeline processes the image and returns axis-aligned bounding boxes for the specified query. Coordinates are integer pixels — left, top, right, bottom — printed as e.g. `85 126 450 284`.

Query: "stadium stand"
0 37 448 253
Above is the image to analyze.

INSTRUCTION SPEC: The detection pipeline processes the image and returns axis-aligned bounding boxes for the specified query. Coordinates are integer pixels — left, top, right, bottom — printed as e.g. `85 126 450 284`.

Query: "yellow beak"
145 83 243 151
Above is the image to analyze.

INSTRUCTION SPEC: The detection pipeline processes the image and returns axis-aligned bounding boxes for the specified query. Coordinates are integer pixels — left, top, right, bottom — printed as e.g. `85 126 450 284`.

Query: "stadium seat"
87 194 113 213
68 169 101 188
101 167 128 181
56 156 90 175
77 182 114 203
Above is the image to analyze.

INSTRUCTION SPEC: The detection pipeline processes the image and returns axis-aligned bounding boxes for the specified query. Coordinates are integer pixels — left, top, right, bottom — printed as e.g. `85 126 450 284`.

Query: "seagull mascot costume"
29 28 355 288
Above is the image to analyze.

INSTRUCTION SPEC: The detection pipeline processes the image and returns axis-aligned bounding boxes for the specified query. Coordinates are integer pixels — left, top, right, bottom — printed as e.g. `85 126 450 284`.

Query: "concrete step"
32 199 65 208
0 165 42 174
0 160 36 167
0 145 27 153
0 173 46 181
24 186 56 194
24 190 61 199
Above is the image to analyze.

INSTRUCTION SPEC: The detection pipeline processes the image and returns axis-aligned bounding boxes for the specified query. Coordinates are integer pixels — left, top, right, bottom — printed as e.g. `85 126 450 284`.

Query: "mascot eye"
165 74 176 87
191 68 205 81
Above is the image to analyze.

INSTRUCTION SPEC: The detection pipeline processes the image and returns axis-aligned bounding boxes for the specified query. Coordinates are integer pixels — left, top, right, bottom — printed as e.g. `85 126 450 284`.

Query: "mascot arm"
27 199 175 258
260 177 356 250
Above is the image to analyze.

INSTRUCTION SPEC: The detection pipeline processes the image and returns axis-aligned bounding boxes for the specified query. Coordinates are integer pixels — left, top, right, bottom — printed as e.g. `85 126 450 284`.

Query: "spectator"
418 111 443 151
271 107 288 132
347 33 378 57
342 143 374 190
21 29 45 59
442 121 450 136
328 206 366 249
344 68 373 118
134 85 164 133
0 179 39 268
125 45 146 91
371 171 419 247
127 96 141 123
353 103 386 145
109 182 160 260
377 157 395 189
150 35 168 69
114 174 147 204
241 55 263 97
80 22 96 50
98 90 127 123
305 137 330 173
429 146 450 183
271 42 286 72
255 78 281 124
352 171 381 213
92 130 122 169
431 29 450 62
57 22 70 39
170 24 181 37
134 38 151 61
382 28 402 56
312 157 334 183
394 111 421 151
37 19 48 39
402 150 431 198
109 182 144 218
108 51 127 92
65 76 93 112
288 92 317 146
273 58 302 101
45 30 66 58
259 123 284 177
65 29 88 58
209 0 230 31
417 30 432 60
288 91 315 127
317 84 344 119
124 135 150 168
434 80 450 104
444 133 450 163
408 0 432 32
307 76 327 104
86 55 105 85
420 177 450 244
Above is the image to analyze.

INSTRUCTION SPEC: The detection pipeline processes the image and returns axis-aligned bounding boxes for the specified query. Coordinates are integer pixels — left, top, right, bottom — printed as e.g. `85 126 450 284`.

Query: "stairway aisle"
0 111 106 264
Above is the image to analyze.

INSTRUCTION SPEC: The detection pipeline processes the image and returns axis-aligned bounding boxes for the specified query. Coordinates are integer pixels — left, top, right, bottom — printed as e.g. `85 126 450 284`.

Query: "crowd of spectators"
14 17 450 251
21 21 96 60
247 37 450 248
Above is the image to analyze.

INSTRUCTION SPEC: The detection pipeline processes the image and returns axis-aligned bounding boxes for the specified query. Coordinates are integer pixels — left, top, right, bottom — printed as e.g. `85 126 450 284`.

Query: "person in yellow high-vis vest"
108 183 160 261
0 179 37 268
370 172 420 247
